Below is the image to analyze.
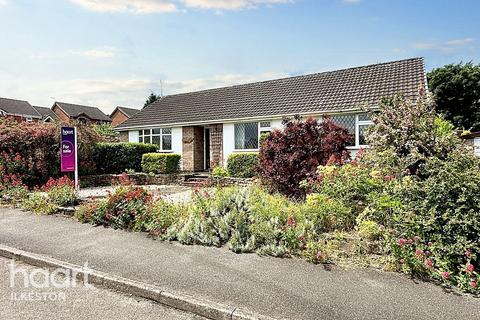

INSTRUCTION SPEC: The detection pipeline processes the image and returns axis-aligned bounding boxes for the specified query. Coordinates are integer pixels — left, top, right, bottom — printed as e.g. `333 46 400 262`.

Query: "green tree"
144 92 160 107
427 62 480 131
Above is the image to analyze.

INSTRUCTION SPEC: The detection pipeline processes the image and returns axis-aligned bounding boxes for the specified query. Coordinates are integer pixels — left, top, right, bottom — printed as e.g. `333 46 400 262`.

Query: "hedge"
227 153 259 178
141 153 181 174
94 143 158 174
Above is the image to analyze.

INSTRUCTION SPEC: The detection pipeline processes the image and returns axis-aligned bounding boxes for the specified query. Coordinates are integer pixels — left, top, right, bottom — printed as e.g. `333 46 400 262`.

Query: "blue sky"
0 0 478 114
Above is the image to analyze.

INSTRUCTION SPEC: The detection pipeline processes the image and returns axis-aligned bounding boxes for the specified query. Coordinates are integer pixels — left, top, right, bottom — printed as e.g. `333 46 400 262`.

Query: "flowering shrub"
41 176 78 206
81 186 153 230
258 117 352 198
0 151 29 204
21 193 58 215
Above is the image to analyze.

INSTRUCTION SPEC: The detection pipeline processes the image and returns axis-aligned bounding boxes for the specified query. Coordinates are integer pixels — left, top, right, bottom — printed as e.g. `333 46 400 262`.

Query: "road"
0 256 205 320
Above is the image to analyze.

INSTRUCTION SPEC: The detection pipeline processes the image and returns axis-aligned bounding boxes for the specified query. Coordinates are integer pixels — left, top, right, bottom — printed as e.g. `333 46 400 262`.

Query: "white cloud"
182 0 293 10
0 0 8 6
13 72 287 114
445 37 474 46
70 47 116 59
69 0 177 14
69 0 292 13
413 38 474 52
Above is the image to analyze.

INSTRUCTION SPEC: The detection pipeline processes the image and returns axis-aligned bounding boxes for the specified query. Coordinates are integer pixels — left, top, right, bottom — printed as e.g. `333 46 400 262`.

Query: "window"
138 128 172 151
25 116 33 122
235 122 259 150
330 113 373 147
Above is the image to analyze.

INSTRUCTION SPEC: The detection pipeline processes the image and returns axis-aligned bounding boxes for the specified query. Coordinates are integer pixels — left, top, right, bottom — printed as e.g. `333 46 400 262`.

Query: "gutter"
114 107 377 131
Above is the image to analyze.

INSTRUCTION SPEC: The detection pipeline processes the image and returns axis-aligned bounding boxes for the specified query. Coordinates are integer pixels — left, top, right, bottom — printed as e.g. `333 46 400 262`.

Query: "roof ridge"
155 57 424 100
0 97 30 103
56 101 100 109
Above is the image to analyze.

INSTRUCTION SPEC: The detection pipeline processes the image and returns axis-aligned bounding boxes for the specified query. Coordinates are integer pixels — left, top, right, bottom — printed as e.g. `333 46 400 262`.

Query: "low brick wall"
203 176 253 187
80 173 184 188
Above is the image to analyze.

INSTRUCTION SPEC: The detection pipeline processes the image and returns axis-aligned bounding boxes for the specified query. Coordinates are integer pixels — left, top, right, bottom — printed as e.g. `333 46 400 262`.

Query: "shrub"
41 176 78 206
357 220 382 240
211 166 228 177
226 153 258 178
303 193 354 232
21 193 58 215
0 151 29 204
258 117 352 198
88 186 153 230
0 119 101 186
136 199 187 235
141 153 181 174
94 143 158 174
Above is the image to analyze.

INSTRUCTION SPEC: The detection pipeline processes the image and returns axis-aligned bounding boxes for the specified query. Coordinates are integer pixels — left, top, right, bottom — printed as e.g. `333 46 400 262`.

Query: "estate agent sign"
60 127 79 189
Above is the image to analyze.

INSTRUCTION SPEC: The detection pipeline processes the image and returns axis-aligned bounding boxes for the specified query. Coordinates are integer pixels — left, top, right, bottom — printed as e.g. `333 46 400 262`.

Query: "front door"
204 128 211 171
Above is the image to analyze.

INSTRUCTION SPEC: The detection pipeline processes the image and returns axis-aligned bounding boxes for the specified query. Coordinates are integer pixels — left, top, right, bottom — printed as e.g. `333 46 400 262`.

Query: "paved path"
1 208 479 320
78 185 193 203
0 256 205 320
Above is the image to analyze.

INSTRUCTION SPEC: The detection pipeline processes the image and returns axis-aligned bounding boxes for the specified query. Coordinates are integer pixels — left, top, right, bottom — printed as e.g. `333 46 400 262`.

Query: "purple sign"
61 127 76 172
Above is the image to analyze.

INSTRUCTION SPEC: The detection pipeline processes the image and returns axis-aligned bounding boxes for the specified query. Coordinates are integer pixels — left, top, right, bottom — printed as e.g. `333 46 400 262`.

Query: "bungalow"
0 97 42 122
52 101 111 124
110 106 141 127
116 58 427 171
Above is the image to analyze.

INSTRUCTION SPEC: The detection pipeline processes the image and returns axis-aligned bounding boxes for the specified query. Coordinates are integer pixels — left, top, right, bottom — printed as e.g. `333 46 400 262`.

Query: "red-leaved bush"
258 116 353 198
0 119 101 187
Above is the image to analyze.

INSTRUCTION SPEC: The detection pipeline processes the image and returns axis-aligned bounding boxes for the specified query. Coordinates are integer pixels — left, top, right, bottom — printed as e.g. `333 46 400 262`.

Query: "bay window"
139 128 172 151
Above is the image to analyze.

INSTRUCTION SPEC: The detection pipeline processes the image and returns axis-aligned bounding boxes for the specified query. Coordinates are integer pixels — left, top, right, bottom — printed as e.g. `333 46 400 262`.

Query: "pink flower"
428 242 433 247
316 251 324 262
415 249 424 256
287 216 296 226
397 238 407 246
425 251 431 257
465 250 473 258
441 271 449 280
407 239 413 244
413 236 421 244
399 259 405 264
466 264 475 273
470 281 478 289
424 259 433 268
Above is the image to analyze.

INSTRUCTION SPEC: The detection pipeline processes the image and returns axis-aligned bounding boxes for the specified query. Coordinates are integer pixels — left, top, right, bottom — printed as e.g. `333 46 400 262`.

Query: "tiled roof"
33 106 57 121
113 106 141 118
117 58 426 130
0 97 41 118
55 102 111 122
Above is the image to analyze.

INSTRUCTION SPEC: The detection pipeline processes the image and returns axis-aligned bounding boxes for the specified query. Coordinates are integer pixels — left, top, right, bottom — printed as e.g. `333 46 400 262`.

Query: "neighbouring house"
0 97 42 122
32 106 58 122
52 101 111 125
462 132 480 157
116 58 427 171
110 106 141 127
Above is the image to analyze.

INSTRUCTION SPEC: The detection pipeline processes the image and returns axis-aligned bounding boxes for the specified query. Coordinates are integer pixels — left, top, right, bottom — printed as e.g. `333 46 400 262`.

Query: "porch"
182 124 223 172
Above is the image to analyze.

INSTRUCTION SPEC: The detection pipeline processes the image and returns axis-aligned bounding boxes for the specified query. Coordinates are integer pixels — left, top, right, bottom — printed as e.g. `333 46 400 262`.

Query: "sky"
0 0 479 115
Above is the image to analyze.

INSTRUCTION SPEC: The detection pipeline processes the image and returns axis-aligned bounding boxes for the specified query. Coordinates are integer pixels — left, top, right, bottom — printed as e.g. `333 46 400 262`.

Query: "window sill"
233 149 259 152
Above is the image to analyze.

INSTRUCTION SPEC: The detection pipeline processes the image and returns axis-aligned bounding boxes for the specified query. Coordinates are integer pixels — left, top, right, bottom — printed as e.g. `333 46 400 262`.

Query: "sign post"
60 127 79 190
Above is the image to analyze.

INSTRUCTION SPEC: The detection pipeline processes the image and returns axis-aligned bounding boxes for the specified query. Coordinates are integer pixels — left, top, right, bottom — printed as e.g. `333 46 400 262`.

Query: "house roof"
33 106 57 121
0 97 42 118
117 57 426 130
111 106 141 118
54 102 111 122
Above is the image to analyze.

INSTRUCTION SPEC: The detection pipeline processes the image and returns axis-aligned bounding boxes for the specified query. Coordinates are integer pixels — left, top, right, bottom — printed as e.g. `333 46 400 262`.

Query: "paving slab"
1 208 479 320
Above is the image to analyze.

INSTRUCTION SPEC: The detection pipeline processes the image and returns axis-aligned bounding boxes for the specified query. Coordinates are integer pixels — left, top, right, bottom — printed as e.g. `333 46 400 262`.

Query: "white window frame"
356 115 373 148
138 128 173 152
234 121 271 152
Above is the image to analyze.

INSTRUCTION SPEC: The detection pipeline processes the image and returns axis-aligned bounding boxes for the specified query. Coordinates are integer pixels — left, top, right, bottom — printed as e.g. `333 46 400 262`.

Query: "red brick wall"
182 126 205 172
208 124 223 168
111 110 129 127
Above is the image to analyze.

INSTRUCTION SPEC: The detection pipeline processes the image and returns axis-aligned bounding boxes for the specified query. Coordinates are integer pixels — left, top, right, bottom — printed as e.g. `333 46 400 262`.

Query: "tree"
427 62 480 131
144 92 160 107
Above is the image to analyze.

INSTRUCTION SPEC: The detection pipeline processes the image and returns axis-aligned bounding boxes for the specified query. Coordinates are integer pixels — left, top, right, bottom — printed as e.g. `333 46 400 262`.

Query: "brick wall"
208 124 223 168
182 126 205 171
111 110 129 127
